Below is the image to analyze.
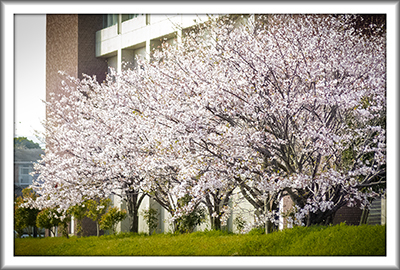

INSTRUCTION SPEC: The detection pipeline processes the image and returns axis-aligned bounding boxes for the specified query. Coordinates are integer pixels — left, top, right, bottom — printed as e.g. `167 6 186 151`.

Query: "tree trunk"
210 216 221 231
264 197 277 234
96 222 100 237
126 190 146 233
359 208 369 225
131 212 139 233
265 220 273 234
173 219 179 233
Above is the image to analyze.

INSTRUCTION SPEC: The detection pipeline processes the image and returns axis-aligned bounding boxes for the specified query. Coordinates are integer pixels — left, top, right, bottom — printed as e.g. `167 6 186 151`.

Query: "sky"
14 14 46 148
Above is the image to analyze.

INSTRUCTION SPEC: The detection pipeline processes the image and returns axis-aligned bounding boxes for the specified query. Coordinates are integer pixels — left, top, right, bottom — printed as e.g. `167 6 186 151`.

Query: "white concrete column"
145 40 151 62
70 216 75 236
117 14 123 73
118 14 122 34
117 48 122 73
177 28 182 45
113 191 122 233
381 195 386 225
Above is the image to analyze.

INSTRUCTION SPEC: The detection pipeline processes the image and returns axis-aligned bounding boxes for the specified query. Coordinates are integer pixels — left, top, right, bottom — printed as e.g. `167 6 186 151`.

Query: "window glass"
103 14 141 28
103 14 118 28
122 14 139 22
21 175 30 183
19 165 33 184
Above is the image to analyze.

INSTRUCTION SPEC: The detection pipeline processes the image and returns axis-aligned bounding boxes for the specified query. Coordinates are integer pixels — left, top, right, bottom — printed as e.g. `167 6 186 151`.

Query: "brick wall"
77 15 108 83
79 217 105 237
332 205 363 225
46 14 108 102
46 15 79 102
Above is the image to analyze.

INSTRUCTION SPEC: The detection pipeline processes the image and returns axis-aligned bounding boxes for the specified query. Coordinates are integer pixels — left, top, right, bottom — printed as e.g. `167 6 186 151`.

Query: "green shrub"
248 226 265 235
14 188 40 237
69 202 88 237
174 195 206 234
100 207 127 234
58 216 72 238
85 198 110 237
233 214 246 233
142 208 158 235
36 208 61 236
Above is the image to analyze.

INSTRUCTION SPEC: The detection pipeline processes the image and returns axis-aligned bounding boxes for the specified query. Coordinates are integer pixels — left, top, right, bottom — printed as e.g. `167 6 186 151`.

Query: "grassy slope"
14 224 386 256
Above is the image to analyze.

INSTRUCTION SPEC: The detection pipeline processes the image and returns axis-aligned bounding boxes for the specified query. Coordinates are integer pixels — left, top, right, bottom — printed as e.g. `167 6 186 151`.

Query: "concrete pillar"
118 14 122 34
70 216 75 236
145 39 151 62
117 48 122 73
381 195 386 225
177 28 182 44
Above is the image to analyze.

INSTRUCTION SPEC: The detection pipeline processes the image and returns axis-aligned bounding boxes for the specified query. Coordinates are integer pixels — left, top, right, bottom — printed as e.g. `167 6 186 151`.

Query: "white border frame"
1 1 398 269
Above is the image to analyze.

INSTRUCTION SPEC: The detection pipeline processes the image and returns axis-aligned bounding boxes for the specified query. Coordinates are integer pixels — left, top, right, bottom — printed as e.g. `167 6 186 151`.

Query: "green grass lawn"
14 223 386 256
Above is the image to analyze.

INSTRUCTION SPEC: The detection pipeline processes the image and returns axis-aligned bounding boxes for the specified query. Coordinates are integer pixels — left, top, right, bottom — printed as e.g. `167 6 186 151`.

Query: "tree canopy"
28 14 386 232
14 137 41 149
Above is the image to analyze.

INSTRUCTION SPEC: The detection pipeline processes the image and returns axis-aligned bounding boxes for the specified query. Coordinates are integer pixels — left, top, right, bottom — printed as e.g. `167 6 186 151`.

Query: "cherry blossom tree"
30 14 386 233
30 71 149 233
136 14 386 227
129 51 240 230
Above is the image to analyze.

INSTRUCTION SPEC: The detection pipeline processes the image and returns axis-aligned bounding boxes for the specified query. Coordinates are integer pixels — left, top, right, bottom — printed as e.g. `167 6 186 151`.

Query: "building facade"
46 14 109 101
14 148 44 198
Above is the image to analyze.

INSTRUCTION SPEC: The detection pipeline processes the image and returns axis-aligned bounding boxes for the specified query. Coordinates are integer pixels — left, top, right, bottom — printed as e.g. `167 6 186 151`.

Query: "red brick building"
46 14 108 102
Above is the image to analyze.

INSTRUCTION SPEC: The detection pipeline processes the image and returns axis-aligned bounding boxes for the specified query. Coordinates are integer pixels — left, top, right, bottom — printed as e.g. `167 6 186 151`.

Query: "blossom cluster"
29 14 386 227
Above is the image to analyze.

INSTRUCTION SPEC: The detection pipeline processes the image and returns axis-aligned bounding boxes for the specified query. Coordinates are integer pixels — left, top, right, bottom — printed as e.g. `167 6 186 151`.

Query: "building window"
122 14 139 22
103 14 119 28
103 14 140 28
19 164 33 187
